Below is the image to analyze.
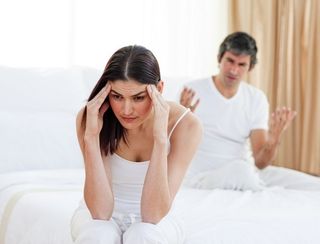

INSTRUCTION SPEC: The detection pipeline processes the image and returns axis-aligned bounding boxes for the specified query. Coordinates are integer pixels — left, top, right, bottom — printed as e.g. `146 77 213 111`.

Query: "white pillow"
81 66 103 95
0 66 88 113
0 111 83 173
186 160 266 191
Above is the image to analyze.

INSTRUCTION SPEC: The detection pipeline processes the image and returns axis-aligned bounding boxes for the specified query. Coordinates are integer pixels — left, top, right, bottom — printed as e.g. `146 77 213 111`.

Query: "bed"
1 169 320 244
1 66 320 244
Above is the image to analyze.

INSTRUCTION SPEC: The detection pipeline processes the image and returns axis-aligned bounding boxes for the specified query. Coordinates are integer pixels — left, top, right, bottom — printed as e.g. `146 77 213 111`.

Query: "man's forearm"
254 140 280 169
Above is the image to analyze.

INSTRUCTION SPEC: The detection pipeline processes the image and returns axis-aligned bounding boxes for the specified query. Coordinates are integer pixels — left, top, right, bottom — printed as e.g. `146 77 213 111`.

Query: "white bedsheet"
0 169 84 244
1 168 320 244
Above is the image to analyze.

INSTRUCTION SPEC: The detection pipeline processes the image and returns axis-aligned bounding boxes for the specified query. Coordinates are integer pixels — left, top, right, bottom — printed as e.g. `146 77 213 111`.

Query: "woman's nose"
122 100 133 115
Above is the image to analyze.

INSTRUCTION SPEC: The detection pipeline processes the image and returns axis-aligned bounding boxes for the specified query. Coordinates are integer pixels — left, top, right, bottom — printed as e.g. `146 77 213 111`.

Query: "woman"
70 45 202 244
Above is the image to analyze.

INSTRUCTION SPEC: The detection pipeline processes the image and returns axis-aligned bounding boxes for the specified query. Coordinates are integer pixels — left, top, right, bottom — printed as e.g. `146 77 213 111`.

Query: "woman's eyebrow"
110 89 147 97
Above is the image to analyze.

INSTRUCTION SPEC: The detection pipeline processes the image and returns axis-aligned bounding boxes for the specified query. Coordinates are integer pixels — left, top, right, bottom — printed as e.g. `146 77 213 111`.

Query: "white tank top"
109 109 190 217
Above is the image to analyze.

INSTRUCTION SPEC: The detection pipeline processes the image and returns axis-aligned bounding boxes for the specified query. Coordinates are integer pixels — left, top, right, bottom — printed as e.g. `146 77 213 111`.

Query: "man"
180 32 319 191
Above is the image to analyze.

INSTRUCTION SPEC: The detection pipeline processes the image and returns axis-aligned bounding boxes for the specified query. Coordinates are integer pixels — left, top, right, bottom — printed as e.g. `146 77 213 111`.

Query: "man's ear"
156 80 164 93
248 64 255 72
217 54 221 63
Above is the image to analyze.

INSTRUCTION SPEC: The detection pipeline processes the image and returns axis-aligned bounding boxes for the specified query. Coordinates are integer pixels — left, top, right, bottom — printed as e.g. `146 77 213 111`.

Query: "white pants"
185 160 265 191
259 165 320 191
185 160 320 192
70 202 185 244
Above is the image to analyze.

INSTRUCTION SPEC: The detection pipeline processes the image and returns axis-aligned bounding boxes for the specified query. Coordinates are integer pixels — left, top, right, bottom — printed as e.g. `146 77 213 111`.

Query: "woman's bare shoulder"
167 101 202 137
167 101 186 117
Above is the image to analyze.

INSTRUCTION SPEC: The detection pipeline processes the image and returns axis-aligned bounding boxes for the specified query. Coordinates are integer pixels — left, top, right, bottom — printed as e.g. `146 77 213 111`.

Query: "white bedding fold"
1 168 320 244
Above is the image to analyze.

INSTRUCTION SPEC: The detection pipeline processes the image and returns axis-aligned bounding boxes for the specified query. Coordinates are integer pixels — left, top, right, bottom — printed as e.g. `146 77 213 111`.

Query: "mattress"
1 168 320 244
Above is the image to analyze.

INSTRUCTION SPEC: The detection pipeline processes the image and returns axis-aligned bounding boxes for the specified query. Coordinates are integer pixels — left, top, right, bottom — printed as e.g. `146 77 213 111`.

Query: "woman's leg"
70 202 122 244
123 215 185 244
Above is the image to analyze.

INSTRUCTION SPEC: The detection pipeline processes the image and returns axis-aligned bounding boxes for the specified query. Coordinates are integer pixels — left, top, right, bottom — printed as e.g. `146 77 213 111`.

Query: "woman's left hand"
147 84 170 142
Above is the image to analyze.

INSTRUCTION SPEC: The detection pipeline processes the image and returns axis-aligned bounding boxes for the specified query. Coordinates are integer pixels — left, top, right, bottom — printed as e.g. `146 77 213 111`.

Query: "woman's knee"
123 222 164 244
73 219 121 244
123 217 185 244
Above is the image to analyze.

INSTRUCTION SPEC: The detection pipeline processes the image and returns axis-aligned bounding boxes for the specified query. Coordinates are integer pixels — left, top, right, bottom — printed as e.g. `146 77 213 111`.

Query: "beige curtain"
229 0 320 176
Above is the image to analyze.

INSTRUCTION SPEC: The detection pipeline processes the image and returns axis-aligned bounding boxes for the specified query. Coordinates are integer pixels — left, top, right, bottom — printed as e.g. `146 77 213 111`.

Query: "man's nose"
230 64 239 75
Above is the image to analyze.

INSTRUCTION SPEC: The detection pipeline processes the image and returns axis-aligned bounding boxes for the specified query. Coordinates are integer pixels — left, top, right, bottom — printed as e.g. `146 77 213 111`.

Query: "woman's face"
108 79 153 129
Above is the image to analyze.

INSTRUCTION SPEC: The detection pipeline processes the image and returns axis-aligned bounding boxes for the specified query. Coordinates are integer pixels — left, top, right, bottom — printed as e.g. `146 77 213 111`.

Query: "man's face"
218 51 251 89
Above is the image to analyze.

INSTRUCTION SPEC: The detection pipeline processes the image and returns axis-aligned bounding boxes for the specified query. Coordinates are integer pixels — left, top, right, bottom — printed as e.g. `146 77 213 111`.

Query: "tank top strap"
168 108 190 139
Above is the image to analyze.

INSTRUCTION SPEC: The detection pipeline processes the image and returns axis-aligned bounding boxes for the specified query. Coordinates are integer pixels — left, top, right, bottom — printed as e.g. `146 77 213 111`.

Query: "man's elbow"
255 160 270 169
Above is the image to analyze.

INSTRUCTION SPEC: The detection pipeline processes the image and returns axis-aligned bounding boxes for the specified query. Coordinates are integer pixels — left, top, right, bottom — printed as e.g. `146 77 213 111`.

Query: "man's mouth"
227 75 237 80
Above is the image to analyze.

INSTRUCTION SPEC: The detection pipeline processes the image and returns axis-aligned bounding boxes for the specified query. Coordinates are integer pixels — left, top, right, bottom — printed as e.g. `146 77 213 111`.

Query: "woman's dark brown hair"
82 45 161 155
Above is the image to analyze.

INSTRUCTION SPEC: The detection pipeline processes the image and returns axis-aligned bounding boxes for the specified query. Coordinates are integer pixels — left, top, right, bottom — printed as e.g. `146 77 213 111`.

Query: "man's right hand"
179 87 200 112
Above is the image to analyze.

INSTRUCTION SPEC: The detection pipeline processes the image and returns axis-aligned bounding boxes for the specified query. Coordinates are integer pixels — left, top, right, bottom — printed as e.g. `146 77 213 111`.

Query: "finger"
147 85 160 108
280 107 288 125
283 107 290 121
90 83 109 103
188 91 195 100
275 108 282 124
271 109 278 126
152 85 167 107
286 108 297 121
88 83 110 110
180 87 193 103
180 87 188 97
183 96 193 107
284 109 297 130
182 87 189 95
184 89 196 106
286 108 295 124
290 110 297 120
99 102 109 117
269 112 276 130
191 98 200 112
185 88 194 95
180 88 189 103
147 84 154 100
89 84 110 107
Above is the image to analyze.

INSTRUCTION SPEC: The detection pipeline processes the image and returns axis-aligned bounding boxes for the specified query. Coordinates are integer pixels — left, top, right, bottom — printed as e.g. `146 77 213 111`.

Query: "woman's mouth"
121 117 137 123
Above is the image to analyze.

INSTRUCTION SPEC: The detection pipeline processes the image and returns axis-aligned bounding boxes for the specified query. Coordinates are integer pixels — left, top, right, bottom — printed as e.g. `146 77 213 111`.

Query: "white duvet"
1 168 320 244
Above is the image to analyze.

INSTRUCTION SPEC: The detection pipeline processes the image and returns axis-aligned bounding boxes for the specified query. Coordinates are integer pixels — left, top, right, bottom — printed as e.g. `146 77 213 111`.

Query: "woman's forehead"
110 79 147 96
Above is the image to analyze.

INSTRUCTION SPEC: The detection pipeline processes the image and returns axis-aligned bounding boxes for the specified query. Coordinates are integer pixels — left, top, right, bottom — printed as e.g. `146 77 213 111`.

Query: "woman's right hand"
85 83 111 138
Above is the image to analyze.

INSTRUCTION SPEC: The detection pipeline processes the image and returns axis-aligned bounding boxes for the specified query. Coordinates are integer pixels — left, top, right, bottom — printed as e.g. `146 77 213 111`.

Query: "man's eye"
133 96 145 101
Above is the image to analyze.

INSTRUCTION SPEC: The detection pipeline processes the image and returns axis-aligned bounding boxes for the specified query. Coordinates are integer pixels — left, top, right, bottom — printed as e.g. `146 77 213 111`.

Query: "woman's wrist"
153 134 168 145
84 133 99 143
84 134 100 151
155 139 168 148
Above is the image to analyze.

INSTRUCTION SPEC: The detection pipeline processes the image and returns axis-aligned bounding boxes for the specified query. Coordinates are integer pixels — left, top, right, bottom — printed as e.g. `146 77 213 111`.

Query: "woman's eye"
133 96 145 102
111 94 122 100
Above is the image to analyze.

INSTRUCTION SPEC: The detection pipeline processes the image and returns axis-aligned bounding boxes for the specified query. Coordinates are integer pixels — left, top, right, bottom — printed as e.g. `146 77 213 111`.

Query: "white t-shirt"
185 77 269 177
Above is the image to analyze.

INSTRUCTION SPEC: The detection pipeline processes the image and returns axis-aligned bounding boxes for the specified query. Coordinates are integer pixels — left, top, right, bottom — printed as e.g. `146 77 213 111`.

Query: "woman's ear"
156 80 164 93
